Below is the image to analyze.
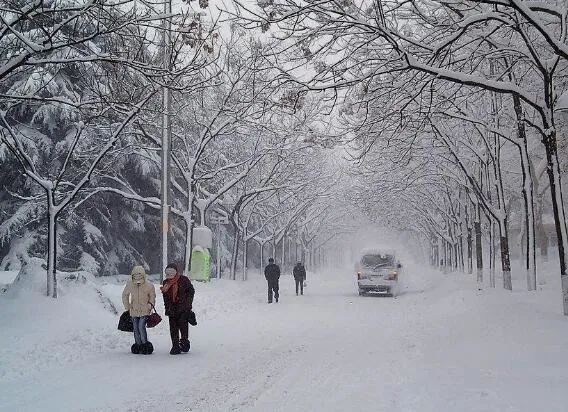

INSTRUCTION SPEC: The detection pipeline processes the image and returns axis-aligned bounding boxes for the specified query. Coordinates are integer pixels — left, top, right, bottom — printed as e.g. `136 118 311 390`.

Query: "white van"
355 249 401 297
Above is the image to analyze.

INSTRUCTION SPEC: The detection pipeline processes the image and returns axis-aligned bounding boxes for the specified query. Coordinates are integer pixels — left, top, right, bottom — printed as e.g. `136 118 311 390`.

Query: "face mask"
132 273 145 284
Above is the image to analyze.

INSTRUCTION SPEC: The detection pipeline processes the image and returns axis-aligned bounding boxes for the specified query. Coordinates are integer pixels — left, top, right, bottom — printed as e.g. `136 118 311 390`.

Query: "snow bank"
0 270 17 293
2 257 47 297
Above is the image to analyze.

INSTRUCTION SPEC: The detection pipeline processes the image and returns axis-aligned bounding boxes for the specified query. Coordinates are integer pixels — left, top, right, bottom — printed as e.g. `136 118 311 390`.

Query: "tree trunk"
520 138 537 290
183 215 194 275
230 227 240 280
311 246 315 268
259 241 264 276
434 242 439 266
514 93 537 290
443 239 448 273
489 218 496 288
271 241 275 259
216 223 222 279
493 130 512 290
242 236 248 281
294 236 298 263
454 241 459 271
475 217 483 284
539 227 549 262
46 200 58 298
281 235 286 268
459 233 465 272
543 130 568 314
535 193 548 262
467 226 473 274
499 218 512 291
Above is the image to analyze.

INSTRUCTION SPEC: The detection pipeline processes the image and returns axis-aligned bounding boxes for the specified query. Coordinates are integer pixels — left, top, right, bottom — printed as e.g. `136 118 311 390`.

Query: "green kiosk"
191 226 212 281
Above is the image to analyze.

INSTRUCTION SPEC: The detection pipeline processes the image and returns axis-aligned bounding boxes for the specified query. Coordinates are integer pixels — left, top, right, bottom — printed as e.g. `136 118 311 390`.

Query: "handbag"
186 310 197 326
118 311 133 332
146 303 162 328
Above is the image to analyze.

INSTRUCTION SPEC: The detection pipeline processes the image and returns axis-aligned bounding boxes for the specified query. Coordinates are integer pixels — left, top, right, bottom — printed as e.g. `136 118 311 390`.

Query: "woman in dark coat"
161 263 195 355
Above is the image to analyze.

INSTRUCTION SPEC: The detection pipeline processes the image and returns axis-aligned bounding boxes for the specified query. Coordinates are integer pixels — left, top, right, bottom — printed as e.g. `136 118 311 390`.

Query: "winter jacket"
293 264 306 280
162 275 195 317
122 266 156 317
264 263 281 283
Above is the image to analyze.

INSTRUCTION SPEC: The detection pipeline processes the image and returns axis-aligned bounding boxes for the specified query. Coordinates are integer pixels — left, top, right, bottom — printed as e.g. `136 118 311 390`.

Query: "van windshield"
361 254 395 268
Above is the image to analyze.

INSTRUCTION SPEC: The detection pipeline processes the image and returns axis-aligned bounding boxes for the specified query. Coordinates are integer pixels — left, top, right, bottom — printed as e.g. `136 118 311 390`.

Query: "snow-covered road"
1 264 568 412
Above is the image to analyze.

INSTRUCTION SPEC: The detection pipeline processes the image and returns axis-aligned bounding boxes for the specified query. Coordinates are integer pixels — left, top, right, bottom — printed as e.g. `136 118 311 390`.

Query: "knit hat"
131 265 146 284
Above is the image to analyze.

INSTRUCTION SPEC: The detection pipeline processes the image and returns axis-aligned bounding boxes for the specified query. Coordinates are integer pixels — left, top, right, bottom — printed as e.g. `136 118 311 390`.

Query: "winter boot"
143 341 154 355
170 345 181 355
180 339 190 353
131 343 141 354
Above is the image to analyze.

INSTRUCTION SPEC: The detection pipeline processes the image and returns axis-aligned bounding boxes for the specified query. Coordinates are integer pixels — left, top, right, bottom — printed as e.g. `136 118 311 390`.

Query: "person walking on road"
122 265 156 355
264 258 281 304
161 263 195 355
293 262 307 296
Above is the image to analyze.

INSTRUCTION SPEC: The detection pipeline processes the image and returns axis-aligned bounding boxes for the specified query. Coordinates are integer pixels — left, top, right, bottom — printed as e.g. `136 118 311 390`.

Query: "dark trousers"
267 280 279 302
295 278 304 295
168 314 188 347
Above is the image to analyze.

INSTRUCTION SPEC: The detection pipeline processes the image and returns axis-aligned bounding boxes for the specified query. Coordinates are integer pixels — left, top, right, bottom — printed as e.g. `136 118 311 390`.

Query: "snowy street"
3 2 568 411
2 263 567 412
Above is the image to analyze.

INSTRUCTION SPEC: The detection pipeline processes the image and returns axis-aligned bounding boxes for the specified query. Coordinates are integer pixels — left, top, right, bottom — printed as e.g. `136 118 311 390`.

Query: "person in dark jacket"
264 258 281 303
161 263 195 355
293 262 307 296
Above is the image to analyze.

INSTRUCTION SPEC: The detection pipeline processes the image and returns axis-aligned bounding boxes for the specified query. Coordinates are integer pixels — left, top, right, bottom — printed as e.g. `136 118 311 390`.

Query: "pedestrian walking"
122 265 156 355
293 262 307 296
161 263 195 355
264 258 281 303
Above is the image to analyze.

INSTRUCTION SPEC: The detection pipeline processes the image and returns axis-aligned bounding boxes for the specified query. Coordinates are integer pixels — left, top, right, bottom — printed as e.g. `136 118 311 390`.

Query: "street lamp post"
160 0 172 281
211 214 229 279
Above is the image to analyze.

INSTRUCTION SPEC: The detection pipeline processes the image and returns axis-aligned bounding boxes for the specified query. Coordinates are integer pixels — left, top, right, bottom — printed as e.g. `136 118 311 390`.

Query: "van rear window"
361 254 395 267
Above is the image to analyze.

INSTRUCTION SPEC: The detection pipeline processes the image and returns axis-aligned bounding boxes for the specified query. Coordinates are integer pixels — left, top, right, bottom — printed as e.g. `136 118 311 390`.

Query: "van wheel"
358 289 365 296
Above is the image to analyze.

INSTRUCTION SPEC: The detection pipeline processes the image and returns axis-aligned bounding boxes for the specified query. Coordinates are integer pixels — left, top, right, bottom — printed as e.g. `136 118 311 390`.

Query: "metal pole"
160 0 172 282
259 241 264 276
242 228 247 281
281 234 285 268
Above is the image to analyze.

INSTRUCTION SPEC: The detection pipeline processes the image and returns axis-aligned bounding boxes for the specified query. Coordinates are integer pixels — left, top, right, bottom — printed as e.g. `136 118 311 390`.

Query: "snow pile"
0 270 17 293
0 265 125 384
2 257 47 297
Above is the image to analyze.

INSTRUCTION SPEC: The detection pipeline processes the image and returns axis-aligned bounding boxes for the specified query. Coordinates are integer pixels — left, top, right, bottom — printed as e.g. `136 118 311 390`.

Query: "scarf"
162 273 181 303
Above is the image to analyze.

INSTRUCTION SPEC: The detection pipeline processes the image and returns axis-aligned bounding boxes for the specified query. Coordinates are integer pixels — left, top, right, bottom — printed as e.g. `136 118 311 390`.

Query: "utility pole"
160 0 172 281
211 213 228 279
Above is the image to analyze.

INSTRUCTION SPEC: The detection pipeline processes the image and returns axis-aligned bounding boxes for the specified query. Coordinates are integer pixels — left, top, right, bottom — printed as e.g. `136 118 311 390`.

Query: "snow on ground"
1 259 568 412
0 270 17 293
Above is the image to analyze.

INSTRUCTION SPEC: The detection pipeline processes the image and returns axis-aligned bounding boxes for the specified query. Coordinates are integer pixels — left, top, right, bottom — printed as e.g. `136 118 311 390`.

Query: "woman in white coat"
122 266 156 354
